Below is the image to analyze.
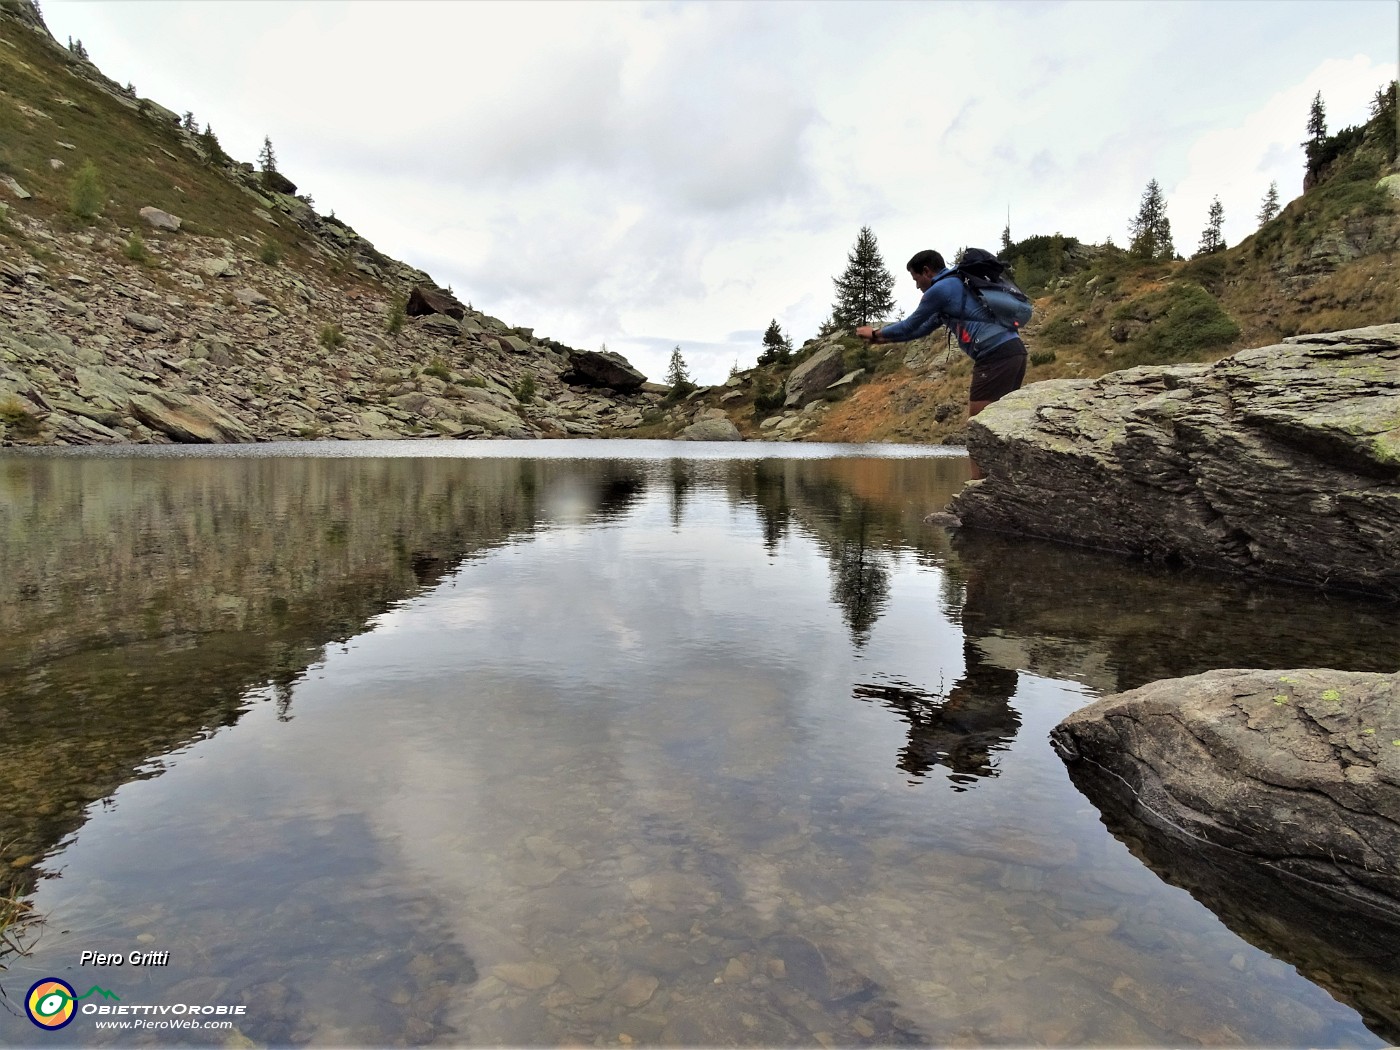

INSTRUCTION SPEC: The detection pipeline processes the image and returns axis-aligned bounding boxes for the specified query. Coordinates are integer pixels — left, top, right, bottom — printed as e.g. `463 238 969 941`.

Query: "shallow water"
1 440 1397 1047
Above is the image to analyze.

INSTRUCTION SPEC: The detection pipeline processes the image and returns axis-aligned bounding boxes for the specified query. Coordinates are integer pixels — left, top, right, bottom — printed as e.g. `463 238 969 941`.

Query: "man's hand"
856 325 879 342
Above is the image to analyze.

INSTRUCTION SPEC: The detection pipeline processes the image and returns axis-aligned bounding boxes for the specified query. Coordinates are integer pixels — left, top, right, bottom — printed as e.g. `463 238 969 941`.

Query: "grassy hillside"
0 3 404 298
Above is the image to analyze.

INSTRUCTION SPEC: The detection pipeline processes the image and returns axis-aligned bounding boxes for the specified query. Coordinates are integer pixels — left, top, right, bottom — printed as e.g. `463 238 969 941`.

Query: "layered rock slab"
1051 667 1400 912
950 324 1400 597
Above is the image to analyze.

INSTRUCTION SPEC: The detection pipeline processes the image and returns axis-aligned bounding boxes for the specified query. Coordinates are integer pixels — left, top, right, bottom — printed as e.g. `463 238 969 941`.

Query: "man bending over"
856 249 1027 480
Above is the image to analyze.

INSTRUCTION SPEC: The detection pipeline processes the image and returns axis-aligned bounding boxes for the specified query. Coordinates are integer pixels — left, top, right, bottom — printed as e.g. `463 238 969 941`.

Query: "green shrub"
318 324 346 351
123 232 149 263
513 372 537 403
259 239 281 266
0 396 43 437
1125 282 1239 363
1029 349 1058 366
385 294 406 336
1039 316 1083 346
68 159 104 220
423 357 452 382
1179 251 1226 291
752 376 784 418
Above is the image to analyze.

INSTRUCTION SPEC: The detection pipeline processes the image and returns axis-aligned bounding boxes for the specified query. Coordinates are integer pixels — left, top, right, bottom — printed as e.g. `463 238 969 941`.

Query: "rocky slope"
0 0 661 445
948 323 1400 598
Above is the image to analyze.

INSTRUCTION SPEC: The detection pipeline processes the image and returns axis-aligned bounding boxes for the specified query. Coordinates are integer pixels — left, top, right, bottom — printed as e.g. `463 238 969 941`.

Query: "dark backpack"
939 248 1034 335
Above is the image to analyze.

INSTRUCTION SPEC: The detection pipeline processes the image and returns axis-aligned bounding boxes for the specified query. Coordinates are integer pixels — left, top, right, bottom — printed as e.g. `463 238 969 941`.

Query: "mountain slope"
0 0 658 446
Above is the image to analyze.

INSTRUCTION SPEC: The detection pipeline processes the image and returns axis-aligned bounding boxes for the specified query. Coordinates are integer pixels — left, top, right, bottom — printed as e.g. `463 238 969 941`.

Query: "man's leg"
966 399 995 480
965 347 1027 481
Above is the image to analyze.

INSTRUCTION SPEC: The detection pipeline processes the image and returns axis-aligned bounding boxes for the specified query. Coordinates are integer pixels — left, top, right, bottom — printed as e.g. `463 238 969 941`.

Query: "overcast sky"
37 1 1400 385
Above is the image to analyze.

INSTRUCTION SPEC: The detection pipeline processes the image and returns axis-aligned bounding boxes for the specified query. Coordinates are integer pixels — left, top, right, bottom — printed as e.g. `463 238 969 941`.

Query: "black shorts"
970 344 1027 403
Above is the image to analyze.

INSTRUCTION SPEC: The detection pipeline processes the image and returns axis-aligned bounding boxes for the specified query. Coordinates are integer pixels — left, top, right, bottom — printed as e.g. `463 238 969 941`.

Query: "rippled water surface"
2 440 1397 1048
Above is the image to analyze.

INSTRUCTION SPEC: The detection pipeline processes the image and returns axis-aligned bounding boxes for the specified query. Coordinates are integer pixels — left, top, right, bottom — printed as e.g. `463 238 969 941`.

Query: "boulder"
129 390 255 443
406 285 466 321
1051 667 1400 912
783 344 845 408
123 312 165 334
949 324 1400 598
561 349 646 392
262 170 298 196
679 417 741 441
138 206 181 231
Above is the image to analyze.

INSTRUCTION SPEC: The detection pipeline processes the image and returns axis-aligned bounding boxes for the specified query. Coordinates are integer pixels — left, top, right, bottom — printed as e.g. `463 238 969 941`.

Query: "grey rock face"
950 324 1400 597
138 206 182 231
406 285 466 321
122 311 165 333
561 349 646 392
678 416 741 441
1053 665 1400 1042
1051 667 1400 912
783 345 845 408
129 390 255 443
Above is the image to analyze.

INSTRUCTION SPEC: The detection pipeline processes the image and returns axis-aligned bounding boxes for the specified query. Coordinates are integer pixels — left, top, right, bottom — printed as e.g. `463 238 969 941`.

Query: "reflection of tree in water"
829 509 891 649
667 459 693 530
736 462 794 554
854 638 1020 790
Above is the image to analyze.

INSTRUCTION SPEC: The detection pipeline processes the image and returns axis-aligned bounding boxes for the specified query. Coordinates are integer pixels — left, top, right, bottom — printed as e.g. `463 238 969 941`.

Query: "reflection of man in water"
856 638 1020 788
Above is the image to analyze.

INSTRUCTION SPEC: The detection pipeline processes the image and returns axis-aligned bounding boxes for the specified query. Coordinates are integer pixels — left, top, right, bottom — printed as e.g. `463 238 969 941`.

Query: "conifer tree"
1257 181 1280 226
1371 80 1397 162
1196 196 1225 256
831 226 895 328
1000 210 1012 254
666 346 694 396
199 124 228 166
259 136 279 186
1303 91 1329 181
759 319 792 366
1128 179 1175 260
1306 91 1328 143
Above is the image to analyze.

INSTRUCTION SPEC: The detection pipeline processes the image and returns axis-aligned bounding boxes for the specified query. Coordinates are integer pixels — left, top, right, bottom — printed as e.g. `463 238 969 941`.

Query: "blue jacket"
877 270 1021 360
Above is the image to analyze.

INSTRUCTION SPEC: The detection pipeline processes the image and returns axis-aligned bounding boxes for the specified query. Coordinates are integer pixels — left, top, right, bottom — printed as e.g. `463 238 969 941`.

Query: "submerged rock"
950 324 1400 597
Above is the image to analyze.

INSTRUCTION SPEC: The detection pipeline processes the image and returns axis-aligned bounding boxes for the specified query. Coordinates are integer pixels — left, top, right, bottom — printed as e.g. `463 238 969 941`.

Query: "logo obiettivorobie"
25 978 120 1030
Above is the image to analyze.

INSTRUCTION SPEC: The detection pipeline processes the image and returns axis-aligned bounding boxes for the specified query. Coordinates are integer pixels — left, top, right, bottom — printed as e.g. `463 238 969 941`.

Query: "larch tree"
1257 181 1280 226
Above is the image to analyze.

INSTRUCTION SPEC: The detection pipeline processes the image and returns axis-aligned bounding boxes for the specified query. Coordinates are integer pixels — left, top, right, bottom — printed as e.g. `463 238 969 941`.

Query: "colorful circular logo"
25 978 77 1030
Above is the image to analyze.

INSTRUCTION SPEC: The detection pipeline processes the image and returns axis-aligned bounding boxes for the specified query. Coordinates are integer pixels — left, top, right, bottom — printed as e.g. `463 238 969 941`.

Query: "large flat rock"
950 324 1400 597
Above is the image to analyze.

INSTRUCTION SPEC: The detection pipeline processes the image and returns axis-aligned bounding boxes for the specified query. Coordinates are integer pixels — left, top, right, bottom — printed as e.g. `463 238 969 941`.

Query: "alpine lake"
1 440 1397 1049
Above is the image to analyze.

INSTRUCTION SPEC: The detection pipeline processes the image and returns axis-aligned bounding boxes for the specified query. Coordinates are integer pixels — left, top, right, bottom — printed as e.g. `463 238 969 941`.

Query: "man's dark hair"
907 249 945 274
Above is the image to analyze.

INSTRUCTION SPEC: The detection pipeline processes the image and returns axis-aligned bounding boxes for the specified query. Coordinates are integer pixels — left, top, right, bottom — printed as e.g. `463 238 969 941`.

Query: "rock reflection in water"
2 444 1398 1048
1068 759 1400 1044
